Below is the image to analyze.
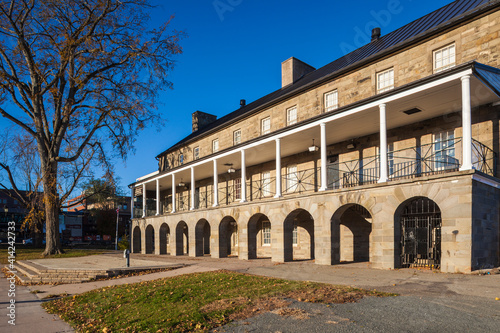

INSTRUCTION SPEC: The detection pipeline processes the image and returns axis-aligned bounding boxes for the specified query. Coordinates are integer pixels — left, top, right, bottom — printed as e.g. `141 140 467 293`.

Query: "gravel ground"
216 295 500 332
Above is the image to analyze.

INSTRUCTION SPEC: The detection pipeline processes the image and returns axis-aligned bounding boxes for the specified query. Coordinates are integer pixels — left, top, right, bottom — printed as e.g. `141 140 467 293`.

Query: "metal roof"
157 0 499 158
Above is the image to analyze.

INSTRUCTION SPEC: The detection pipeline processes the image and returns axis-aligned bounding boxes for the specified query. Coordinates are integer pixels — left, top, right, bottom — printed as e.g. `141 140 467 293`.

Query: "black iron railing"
137 137 495 217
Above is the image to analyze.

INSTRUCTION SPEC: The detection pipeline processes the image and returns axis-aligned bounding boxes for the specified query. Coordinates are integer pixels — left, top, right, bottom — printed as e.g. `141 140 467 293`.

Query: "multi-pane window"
292 222 298 245
262 221 271 245
212 139 219 153
377 68 394 93
434 44 456 73
286 106 297 126
179 154 184 165
388 143 394 177
233 129 241 145
194 147 200 160
234 178 241 200
261 117 271 135
287 165 298 193
324 90 338 112
434 130 456 170
262 172 271 196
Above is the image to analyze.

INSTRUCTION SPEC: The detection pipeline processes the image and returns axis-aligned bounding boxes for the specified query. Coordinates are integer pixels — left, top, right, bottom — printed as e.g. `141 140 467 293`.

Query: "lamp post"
115 208 119 251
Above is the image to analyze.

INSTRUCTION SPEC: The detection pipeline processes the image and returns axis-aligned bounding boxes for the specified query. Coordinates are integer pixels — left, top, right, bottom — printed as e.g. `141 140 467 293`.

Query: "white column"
460 75 472 171
213 160 219 207
155 179 160 216
190 167 195 210
240 149 247 203
171 174 176 213
319 122 328 191
130 187 134 219
378 103 388 183
274 138 282 198
142 183 146 217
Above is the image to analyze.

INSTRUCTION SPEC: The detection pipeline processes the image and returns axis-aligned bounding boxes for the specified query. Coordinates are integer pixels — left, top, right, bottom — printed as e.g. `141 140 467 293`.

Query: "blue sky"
0 0 454 192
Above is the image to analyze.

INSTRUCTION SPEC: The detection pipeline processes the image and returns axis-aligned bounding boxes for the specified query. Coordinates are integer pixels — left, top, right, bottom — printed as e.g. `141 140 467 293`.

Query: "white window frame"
286 106 297 126
262 221 271 245
179 153 184 165
261 117 271 135
234 177 241 200
286 165 298 193
433 130 456 171
324 90 338 112
233 129 241 145
212 139 219 153
193 147 200 160
377 68 394 93
262 172 271 197
434 44 456 73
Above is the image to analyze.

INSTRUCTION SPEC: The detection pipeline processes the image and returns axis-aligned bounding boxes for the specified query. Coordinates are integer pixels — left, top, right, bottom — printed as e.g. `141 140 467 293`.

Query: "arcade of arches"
131 175 500 273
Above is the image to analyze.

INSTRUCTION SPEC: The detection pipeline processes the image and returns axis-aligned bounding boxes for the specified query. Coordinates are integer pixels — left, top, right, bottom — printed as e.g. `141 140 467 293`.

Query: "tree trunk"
42 163 64 255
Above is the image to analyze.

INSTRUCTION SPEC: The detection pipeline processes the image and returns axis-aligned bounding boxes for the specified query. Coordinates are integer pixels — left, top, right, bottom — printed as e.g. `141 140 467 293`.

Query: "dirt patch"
201 296 291 321
284 285 367 304
272 308 310 320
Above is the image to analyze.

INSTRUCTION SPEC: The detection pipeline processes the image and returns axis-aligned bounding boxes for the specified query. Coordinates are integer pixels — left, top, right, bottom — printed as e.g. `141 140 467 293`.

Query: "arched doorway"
331 204 372 264
248 213 272 259
145 225 155 254
283 209 314 261
132 226 141 253
396 197 441 269
195 219 211 256
175 221 189 255
219 216 238 258
159 223 170 255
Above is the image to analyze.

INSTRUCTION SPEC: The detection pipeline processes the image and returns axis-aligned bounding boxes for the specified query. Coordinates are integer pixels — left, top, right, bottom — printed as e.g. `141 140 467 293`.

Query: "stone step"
14 263 39 279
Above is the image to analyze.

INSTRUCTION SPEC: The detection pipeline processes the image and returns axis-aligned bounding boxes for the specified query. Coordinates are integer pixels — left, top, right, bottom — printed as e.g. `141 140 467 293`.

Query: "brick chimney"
192 111 217 132
281 57 315 88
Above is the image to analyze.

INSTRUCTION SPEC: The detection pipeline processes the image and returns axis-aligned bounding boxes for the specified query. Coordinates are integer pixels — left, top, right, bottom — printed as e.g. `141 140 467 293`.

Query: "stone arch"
283 209 315 262
159 223 170 255
331 204 372 264
394 197 442 269
195 219 211 256
175 221 189 255
132 226 141 253
145 225 155 254
248 213 272 259
219 216 238 258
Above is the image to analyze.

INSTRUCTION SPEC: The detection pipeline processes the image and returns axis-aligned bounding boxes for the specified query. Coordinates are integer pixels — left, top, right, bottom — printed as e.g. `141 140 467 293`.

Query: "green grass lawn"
43 270 394 332
0 247 106 264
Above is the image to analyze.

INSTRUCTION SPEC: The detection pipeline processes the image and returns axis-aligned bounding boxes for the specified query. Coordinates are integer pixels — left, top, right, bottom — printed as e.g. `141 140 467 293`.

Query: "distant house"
130 1 500 273
0 190 28 240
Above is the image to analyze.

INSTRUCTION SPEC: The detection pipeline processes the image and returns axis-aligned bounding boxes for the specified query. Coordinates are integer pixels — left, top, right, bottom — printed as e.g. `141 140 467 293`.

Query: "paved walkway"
2 252 500 332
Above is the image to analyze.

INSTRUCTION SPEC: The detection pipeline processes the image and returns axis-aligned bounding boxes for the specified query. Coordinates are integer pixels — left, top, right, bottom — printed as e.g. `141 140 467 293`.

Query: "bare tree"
0 0 183 255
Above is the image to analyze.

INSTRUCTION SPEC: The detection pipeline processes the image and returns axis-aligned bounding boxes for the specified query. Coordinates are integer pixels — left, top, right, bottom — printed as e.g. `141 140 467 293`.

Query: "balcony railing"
137 138 496 217
282 167 319 195
327 155 380 189
248 177 276 200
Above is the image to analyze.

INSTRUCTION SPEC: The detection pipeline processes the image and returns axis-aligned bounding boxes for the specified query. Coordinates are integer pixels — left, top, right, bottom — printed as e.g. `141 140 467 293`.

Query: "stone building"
130 0 500 273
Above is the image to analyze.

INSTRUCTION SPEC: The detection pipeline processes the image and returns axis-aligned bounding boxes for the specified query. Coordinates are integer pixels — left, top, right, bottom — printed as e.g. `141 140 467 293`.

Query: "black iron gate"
400 198 441 269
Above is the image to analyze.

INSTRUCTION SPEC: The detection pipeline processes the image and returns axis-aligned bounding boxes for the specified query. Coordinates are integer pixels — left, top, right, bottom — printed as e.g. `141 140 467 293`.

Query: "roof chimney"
281 57 316 88
192 111 217 133
240 99 246 108
371 27 381 42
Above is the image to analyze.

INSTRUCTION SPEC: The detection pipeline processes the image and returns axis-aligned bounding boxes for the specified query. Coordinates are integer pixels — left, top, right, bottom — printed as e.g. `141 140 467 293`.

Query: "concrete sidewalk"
0 274 73 333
